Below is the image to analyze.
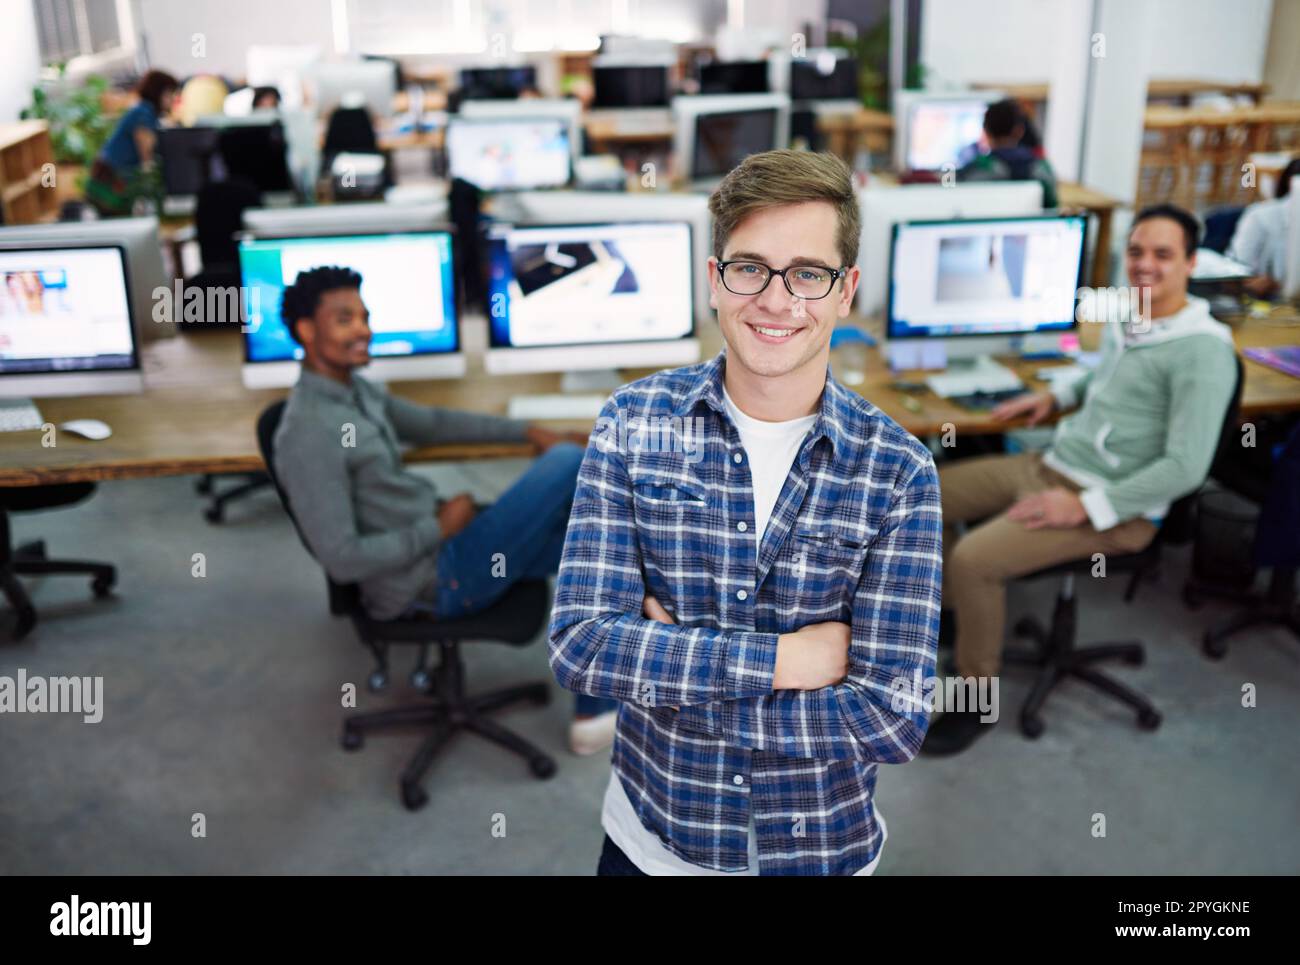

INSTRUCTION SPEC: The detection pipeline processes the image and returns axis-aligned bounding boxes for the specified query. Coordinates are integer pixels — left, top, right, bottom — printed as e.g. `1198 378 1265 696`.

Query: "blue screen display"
239 232 458 363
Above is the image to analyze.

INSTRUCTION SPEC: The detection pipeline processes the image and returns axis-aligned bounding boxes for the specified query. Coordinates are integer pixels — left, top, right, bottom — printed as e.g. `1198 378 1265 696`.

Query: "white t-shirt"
1227 197 1289 281
599 386 884 875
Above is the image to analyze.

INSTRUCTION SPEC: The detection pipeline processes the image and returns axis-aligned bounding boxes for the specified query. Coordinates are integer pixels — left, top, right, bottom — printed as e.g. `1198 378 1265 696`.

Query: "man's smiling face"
708 200 858 381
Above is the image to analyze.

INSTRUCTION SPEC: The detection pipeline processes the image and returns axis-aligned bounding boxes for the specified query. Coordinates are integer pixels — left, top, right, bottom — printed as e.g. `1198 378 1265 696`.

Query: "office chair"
256 401 557 810
1185 416 1300 658
185 177 274 522
1003 356 1243 737
0 485 115 640
321 106 390 199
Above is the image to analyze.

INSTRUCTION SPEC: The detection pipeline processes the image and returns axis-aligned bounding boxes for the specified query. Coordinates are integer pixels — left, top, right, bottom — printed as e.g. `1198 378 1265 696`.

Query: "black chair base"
0 539 115 640
1185 567 1299 660
1004 590 1162 739
195 473 273 523
341 639 557 811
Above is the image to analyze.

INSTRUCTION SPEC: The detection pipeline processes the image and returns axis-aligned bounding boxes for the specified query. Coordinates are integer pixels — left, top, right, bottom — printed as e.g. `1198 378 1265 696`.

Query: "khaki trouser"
939 452 1157 678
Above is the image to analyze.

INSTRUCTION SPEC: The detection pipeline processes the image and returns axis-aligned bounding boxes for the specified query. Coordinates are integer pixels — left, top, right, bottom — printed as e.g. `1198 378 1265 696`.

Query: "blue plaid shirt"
549 352 943 875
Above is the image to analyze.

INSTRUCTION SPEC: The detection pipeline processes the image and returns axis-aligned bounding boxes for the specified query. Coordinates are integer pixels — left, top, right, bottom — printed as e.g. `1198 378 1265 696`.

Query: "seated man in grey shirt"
272 266 618 745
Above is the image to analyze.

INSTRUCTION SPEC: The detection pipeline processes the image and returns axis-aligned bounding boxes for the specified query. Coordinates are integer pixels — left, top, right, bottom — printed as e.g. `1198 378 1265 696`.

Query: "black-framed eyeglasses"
716 260 847 300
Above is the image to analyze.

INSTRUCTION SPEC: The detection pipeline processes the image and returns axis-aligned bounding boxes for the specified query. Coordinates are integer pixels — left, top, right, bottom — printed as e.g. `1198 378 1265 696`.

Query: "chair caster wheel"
195 476 214 495
341 727 363 751
530 755 557 779
91 575 115 598
401 781 428 811
1020 714 1044 739
368 670 387 692
1202 633 1228 661
1123 649 1144 666
204 505 223 524
1138 707 1162 731
1012 617 1037 638
410 669 431 691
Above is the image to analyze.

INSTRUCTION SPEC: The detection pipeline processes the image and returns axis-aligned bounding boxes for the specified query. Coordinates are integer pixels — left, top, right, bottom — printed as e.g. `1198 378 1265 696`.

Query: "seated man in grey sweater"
272 266 618 750
923 204 1238 755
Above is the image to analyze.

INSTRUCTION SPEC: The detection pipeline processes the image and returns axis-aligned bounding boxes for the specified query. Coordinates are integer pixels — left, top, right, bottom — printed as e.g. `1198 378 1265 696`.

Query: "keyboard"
948 388 1025 411
0 399 45 433
507 394 608 421
926 358 1024 398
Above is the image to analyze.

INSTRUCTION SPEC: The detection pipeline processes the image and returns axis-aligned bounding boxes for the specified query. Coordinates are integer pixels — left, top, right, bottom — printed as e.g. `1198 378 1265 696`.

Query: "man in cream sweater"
923 203 1238 755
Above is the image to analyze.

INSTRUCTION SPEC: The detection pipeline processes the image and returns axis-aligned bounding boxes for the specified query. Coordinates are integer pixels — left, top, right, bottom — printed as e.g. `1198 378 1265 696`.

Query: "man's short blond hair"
708 150 860 268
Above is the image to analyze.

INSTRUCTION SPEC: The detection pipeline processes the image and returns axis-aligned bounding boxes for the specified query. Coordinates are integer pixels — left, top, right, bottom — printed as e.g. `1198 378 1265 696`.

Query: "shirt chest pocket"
778 527 869 614
630 473 713 565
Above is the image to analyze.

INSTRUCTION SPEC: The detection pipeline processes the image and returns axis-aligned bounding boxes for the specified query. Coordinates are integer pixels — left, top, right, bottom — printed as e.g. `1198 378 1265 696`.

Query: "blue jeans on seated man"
407 442 617 719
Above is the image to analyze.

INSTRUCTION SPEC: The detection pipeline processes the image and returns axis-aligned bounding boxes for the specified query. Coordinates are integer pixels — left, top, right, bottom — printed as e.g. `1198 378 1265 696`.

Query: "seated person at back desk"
1227 156 1300 298
272 266 618 750
924 203 1238 755
957 98 1059 209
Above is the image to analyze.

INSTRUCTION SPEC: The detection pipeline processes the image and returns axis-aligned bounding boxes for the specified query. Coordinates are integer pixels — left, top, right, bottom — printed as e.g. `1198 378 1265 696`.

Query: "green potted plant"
22 70 115 202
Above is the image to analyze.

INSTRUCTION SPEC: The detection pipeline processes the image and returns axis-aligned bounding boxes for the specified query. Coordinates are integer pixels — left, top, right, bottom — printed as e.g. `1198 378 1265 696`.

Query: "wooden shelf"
0 120 58 225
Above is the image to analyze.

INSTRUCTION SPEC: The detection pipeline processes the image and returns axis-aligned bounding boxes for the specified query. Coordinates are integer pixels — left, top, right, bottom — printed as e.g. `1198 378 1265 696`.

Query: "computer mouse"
59 419 113 441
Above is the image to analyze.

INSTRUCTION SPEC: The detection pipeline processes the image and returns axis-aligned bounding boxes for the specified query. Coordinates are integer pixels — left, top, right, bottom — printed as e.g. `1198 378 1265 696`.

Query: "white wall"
0 0 43 124
920 0 1272 88
135 0 335 82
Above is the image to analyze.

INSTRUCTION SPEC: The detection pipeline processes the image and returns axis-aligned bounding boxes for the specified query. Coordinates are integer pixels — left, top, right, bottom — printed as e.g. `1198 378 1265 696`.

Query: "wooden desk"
3 317 1298 486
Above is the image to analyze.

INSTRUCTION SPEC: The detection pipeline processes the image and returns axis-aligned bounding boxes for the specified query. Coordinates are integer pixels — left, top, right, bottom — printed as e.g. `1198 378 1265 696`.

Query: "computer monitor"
593 65 671 108
243 200 449 238
305 60 398 118
445 117 571 191
0 216 171 343
457 98 582 170
246 45 321 110
159 121 293 200
238 231 464 388
886 214 1086 359
857 181 1045 318
672 93 790 188
505 190 713 328
460 66 537 100
892 89 1002 172
484 220 697 375
0 244 142 397
790 53 858 102
698 60 769 95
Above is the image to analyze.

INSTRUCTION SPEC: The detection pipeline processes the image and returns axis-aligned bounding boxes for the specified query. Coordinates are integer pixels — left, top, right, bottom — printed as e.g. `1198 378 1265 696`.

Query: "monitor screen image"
446 118 571 191
239 232 458 364
790 56 858 100
0 245 137 375
692 108 777 180
888 215 1086 339
487 221 693 349
593 66 670 108
460 66 538 99
698 61 768 95
906 100 990 171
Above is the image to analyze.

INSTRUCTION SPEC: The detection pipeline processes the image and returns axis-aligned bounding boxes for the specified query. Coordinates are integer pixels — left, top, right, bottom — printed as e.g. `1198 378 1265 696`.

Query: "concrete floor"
1 460 1297 875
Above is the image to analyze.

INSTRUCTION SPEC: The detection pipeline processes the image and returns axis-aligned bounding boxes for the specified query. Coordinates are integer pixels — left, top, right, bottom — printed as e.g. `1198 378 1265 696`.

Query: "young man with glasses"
549 150 943 875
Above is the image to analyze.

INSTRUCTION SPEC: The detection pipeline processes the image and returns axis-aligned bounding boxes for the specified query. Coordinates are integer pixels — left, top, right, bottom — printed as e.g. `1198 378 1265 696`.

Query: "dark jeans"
407 443 617 718
597 834 648 876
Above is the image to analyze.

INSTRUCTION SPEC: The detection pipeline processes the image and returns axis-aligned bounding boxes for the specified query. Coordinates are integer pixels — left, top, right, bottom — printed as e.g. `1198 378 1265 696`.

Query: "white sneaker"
568 709 618 756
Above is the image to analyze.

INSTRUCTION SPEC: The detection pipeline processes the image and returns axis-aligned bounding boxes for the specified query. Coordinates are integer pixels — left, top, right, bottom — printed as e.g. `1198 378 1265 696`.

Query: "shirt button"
733 775 744 786
737 521 748 532
733 452 743 464
736 589 748 601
